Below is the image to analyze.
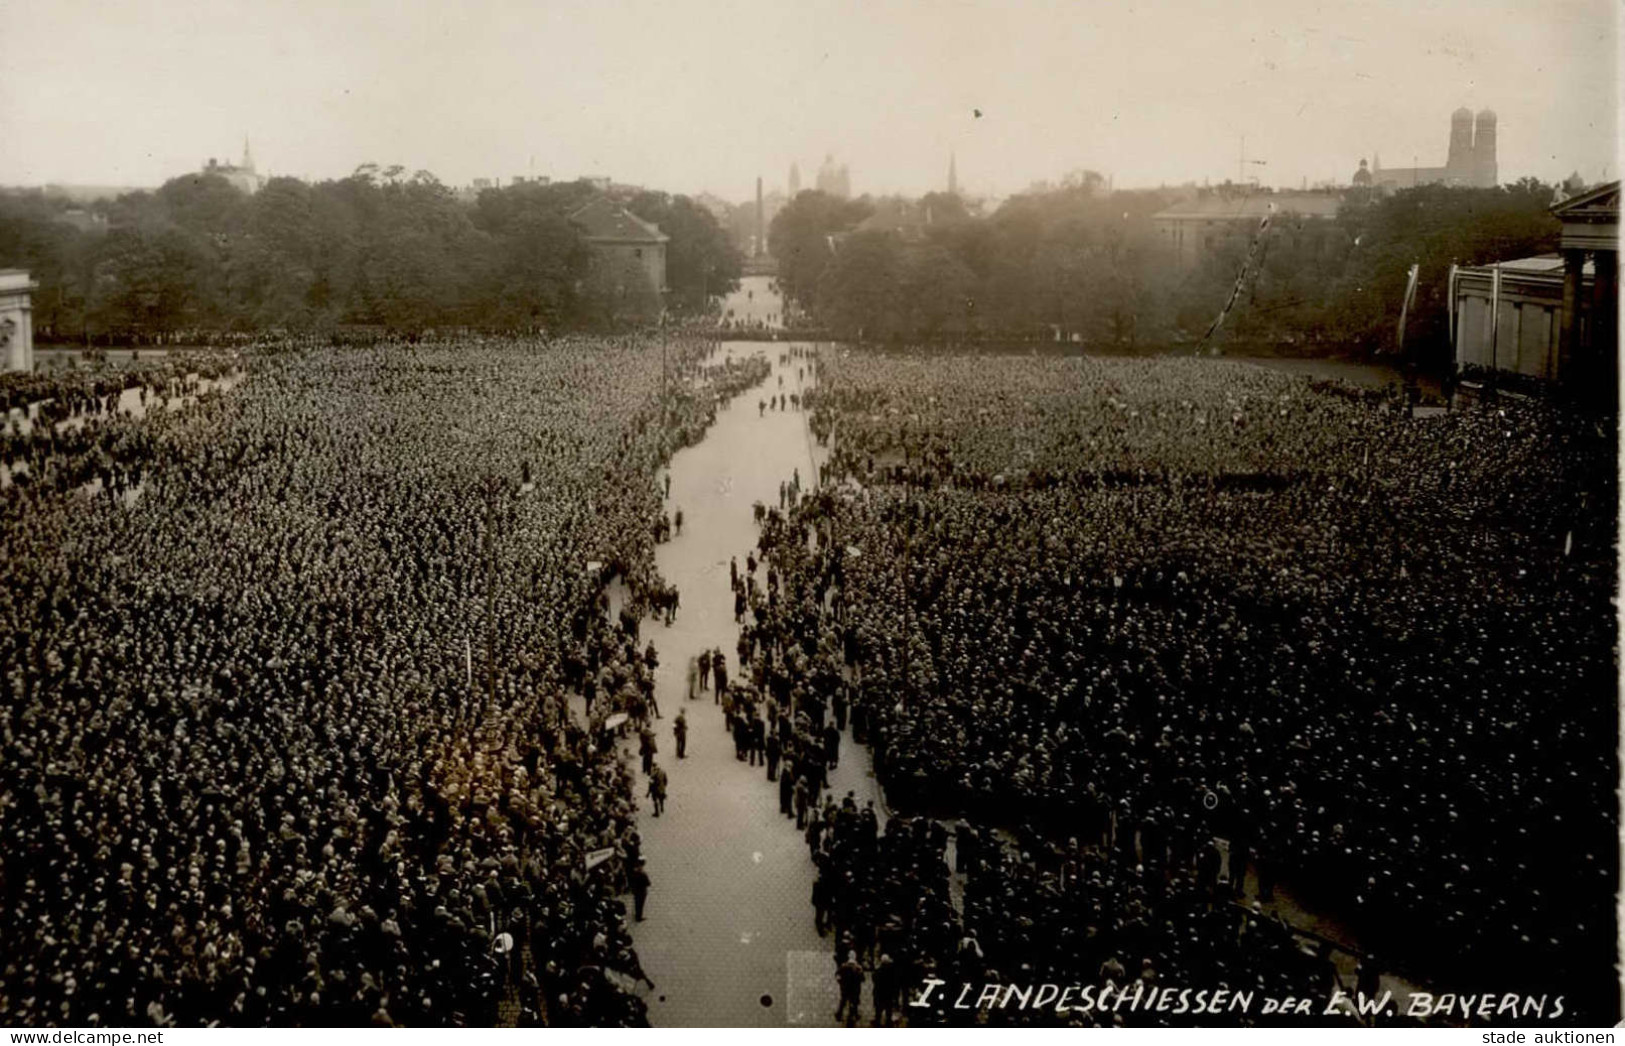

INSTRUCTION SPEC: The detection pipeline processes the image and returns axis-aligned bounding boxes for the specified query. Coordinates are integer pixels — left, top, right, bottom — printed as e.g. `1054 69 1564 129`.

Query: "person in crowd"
628 861 652 923
646 765 667 818
835 951 866 1027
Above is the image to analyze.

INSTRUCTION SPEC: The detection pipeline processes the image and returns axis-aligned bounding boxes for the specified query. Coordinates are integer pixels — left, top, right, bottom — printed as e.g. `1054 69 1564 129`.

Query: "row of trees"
768 179 1564 363
0 170 742 337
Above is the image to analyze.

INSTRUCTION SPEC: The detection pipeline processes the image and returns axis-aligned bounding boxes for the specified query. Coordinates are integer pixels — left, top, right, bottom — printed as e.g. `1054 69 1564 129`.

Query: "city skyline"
0 0 1616 200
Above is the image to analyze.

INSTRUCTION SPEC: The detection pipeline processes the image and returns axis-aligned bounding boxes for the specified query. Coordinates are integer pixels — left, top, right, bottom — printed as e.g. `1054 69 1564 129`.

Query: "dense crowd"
759 352 1615 1024
2 352 244 503
1 351 240 419
800 803 1345 1028
0 333 741 1027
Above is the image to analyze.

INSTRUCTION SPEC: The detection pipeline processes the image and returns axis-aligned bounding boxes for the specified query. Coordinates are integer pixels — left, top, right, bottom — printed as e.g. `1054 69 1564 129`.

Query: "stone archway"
0 270 38 372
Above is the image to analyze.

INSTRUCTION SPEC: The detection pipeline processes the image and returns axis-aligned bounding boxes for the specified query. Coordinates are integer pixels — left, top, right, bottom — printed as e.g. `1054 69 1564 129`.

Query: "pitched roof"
1551 180 1619 253
1550 180 1619 220
1153 192 1343 222
569 197 668 243
1457 254 1594 278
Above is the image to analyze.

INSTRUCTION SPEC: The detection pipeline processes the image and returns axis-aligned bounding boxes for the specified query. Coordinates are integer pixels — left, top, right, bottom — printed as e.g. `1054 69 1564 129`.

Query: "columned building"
1551 181 1619 408
1453 256 1588 381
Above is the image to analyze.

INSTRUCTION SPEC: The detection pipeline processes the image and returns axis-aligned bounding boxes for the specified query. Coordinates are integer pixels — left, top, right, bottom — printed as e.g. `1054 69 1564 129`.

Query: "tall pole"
1489 261 1501 388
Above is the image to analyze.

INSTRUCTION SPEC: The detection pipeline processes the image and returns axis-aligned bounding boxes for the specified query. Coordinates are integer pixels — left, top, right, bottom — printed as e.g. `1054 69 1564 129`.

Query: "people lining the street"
0 332 768 1028
746 350 1615 1026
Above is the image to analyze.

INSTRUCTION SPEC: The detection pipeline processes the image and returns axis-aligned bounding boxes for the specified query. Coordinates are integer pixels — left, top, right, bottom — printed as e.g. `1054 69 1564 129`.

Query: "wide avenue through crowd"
0 337 1615 1028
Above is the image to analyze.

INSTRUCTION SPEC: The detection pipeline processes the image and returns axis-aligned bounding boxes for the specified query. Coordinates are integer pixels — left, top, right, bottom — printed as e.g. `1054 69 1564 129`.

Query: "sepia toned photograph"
0 0 1618 1033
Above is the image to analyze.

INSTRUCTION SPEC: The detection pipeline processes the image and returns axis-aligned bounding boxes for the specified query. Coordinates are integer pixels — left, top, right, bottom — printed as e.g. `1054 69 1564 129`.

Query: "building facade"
201 140 264 194
1151 192 1343 268
1452 256 1587 381
569 197 669 301
1551 181 1619 406
1452 184 1618 399
815 154 851 198
1370 108 1498 191
0 270 38 372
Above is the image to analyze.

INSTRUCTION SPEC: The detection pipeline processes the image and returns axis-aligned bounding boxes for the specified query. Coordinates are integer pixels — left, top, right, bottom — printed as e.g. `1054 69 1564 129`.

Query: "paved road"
617 334 1407 1027
624 338 885 1027
719 275 783 330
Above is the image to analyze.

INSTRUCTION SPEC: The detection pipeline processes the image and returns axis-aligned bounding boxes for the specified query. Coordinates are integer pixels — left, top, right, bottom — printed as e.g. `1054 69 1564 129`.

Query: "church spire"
242 136 254 173
948 151 959 196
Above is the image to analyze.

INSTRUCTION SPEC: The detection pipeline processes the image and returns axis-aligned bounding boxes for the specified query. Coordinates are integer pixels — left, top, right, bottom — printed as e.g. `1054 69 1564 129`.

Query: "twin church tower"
1363 107 1499 191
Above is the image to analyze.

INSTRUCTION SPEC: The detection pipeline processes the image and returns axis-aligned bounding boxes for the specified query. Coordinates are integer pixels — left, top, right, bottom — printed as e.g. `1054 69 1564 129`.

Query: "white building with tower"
201 139 265 194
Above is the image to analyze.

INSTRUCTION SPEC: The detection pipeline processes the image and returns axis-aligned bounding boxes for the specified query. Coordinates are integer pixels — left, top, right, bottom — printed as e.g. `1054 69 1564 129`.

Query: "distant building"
1151 191 1343 268
691 192 733 225
41 184 146 204
55 208 108 233
0 270 38 372
1370 108 1498 191
788 162 801 197
454 178 497 204
852 197 930 242
1351 159 1373 188
202 139 264 194
570 196 668 296
815 154 851 198
948 153 959 196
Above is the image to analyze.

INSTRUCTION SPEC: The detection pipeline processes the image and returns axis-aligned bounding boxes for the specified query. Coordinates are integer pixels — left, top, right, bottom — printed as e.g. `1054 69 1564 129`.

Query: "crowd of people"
2 351 244 502
798 801 1348 1028
0 332 750 1027
3 331 1614 1027
752 352 1615 1024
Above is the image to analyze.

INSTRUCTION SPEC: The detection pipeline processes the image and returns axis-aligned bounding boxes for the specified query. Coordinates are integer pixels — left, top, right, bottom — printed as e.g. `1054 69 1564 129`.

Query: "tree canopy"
766 179 1563 367
0 172 743 337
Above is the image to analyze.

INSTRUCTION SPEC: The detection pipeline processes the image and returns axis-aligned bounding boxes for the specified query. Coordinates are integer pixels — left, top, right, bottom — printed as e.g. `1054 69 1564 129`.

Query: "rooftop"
1458 254 1595 277
569 197 668 243
0 270 39 293
1153 192 1344 222
1551 180 1620 221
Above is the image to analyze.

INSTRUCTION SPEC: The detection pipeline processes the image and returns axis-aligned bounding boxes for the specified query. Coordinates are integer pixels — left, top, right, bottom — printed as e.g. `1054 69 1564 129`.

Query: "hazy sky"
1 0 1616 201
